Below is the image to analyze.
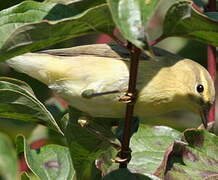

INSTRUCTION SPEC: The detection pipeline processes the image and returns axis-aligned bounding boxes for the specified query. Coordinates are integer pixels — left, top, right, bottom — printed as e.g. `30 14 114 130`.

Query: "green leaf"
107 0 161 49
162 1 218 46
205 12 218 21
184 129 218 162
102 169 161 180
0 77 63 134
0 0 24 11
0 1 115 61
44 0 77 4
99 125 181 176
17 135 75 180
0 76 34 95
155 129 218 180
129 125 181 174
67 0 106 12
44 0 107 15
0 132 18 180
66 107 118 180
21 172 40 180
45 0 106 11
192 0 207 7
21 172 30 180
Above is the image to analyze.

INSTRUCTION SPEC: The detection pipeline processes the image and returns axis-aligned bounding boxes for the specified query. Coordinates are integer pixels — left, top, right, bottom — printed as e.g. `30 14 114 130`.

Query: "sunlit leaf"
99 125 181 176
162 1 218 46
0 1 114 61
129 125 181 174
0 77 63 134
155 129 218 180
0 132 18 180
17 135 75 180
107 0 161 50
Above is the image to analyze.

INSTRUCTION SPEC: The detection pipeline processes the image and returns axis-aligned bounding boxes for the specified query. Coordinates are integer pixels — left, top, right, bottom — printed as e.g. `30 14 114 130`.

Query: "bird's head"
172 59 215 128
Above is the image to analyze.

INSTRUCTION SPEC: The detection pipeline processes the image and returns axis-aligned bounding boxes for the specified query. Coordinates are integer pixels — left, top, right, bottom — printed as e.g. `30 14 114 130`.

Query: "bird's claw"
78 116 91 127
119 90 138 105
112 157 129 164
112 149 132 164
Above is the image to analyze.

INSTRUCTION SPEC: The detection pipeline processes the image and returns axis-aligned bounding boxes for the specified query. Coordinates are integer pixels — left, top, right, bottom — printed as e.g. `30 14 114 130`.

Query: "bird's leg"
113 117 139 164
77 116 121 150
81 89 139 104
81 89 120 99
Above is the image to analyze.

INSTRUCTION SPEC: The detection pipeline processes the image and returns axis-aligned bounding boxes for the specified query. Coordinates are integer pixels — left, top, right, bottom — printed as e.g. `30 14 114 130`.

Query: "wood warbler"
6 44 215 128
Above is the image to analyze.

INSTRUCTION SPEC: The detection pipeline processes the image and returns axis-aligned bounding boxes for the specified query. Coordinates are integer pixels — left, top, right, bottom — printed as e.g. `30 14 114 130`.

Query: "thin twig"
149 35 166 46
192 3 203 13
205 0 217 123
78 118 121 150
119 42 141 168
207 0 216 11
207 46 217 82
110 34 127 48
207 46 216 122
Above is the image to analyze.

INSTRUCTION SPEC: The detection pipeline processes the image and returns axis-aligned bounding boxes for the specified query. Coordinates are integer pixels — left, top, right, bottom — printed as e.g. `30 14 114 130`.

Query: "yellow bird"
6 44 215 128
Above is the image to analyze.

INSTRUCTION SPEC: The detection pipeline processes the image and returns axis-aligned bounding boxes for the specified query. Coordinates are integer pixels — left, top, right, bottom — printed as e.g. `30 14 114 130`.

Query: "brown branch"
78 118 121 150
119 42 141 168
207 0 217 11
192 3 203 13
205 1 217 123
207 46 217 82
207 46 216 123
110 34 127 48
149 35 166 46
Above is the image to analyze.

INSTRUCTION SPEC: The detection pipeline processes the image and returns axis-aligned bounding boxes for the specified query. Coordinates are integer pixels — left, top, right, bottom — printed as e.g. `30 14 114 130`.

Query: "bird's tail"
7 53 55 84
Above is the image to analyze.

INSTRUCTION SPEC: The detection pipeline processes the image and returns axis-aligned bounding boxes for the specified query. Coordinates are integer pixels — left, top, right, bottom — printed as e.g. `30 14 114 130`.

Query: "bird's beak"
200 104 211 129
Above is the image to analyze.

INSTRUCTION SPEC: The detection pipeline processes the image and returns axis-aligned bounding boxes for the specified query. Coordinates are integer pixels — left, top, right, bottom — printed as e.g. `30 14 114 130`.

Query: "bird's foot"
78 116 91 127
112 148 132 164
119 90 138 105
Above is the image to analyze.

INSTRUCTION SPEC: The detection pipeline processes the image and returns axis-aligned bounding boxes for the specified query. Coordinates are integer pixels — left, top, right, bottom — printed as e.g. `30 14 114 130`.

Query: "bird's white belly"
68 96 126 117
49 80 128 117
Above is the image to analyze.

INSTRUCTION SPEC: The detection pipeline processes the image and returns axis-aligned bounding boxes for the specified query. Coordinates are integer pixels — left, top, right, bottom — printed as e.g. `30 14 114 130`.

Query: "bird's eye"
197 84 204 93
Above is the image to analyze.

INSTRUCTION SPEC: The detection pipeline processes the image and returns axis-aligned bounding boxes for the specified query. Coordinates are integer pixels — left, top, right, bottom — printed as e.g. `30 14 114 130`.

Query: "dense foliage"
0 0 217 179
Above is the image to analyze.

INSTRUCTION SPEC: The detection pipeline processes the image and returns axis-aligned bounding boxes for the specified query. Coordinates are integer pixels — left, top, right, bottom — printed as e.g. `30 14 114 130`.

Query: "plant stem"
208 0 216 11
207 46 216 122
206 0 217 123
119 43 141 168
207 46 217 83
149 35 165 46
110 34 127 48
192 3 203 13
